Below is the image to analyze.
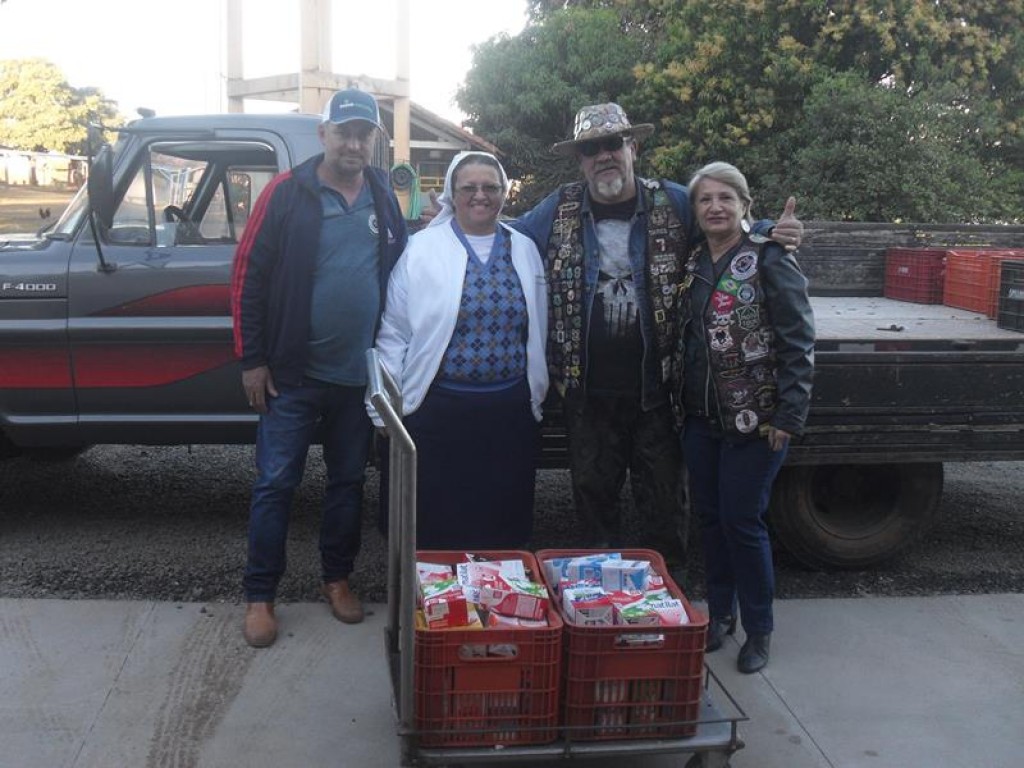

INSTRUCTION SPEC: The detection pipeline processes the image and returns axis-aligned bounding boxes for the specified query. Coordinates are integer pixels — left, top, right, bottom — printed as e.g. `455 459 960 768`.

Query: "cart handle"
366 348 417 734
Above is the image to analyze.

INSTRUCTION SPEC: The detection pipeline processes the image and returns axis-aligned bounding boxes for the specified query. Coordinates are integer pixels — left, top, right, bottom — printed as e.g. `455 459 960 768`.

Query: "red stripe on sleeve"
231 170 292 359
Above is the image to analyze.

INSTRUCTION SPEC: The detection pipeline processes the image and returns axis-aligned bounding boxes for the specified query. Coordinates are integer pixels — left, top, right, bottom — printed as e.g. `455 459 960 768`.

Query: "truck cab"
0 114 323 458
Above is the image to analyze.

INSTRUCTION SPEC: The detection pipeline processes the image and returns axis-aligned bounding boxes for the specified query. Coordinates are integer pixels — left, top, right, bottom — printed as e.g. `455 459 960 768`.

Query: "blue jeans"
243 380 371 602
683 416 787 636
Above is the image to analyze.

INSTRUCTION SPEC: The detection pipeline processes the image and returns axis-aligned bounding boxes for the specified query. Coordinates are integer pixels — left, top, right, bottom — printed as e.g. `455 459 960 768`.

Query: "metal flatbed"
811 296 1024 343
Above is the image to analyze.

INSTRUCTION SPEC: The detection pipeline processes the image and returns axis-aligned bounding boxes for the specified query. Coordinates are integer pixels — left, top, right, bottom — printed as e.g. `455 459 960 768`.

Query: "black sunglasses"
578 135 628 157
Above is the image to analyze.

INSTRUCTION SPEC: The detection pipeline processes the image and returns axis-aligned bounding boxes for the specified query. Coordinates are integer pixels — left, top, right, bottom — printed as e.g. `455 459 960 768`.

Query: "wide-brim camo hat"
551 102 654 156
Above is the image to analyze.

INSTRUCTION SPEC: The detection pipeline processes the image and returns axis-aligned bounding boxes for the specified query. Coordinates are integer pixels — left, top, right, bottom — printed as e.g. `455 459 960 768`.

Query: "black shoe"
738 633 771 673
705 615 736 653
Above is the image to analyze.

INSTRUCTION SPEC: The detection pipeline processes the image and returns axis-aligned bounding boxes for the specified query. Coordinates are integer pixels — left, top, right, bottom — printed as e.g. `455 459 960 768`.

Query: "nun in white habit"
371 151 548 549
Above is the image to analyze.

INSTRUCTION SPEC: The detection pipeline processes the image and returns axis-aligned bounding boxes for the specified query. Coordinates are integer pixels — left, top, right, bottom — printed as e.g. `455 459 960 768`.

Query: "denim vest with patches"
545 179 687 394
682 236 778 437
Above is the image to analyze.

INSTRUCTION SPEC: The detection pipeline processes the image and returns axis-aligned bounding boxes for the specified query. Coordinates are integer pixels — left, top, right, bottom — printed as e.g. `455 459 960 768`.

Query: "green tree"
457 8 645 211
0 58 121 154
632 0 1024 219
761 74 1022 223
465 2 1024 222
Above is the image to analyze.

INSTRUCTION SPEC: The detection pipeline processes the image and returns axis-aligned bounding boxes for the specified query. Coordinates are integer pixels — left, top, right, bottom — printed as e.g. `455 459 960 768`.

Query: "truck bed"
797 296 1024 464
812 296 1024 346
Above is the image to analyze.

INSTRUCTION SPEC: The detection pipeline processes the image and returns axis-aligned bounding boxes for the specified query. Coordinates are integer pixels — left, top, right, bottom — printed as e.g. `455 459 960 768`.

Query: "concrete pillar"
300 0 332 114
226 0 244 113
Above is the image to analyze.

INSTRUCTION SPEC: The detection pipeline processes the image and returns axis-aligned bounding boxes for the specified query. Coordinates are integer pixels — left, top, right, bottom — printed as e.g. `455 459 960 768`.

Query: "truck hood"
0 233 48 251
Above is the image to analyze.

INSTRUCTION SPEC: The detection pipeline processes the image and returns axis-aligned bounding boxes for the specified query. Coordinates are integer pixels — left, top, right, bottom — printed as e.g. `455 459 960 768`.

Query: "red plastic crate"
883 248 946 304
413 550 562 748
536 548 708 741
943 249 1024 317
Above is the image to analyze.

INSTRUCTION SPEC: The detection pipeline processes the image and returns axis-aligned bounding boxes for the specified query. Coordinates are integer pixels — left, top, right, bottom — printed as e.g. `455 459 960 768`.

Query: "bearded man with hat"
232 88 408 647
512 103 802 575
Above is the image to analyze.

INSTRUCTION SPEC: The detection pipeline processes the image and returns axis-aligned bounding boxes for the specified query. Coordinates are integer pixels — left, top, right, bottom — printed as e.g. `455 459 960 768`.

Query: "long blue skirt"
404 378 539 550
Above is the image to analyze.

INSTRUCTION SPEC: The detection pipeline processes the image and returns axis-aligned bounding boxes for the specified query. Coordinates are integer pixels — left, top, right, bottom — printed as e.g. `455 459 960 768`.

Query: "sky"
0 0 529 124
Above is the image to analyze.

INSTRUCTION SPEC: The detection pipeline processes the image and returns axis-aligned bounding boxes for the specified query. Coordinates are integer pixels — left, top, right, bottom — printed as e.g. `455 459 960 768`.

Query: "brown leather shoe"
243 602 277 648
322 580 364 624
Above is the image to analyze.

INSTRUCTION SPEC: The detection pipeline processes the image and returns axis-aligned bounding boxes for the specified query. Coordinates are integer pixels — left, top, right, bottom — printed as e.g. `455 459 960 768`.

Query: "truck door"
0 233 76 453
66 133 287 445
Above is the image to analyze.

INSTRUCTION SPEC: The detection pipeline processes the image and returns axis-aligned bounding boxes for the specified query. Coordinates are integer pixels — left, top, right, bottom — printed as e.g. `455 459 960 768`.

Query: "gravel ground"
1 446 1022 603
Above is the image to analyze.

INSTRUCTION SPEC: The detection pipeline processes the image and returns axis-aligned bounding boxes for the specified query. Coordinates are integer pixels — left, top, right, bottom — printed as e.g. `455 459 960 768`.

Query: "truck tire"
769 462 943 570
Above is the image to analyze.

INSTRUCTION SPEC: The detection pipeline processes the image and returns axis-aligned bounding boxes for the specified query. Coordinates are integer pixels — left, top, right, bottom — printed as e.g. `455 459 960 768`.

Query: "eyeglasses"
578 135 628 157
456 183 503 197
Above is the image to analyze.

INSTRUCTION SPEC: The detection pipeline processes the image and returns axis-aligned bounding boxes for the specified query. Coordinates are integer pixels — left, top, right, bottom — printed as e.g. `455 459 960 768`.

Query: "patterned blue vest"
439 230 528 384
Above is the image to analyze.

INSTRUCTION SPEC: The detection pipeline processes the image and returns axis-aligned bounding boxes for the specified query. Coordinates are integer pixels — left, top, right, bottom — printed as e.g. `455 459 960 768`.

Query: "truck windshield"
48 137 133 239
47 186 89 238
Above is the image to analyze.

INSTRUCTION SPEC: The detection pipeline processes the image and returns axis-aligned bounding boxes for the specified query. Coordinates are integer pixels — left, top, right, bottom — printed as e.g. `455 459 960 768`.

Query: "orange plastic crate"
943 249 1024 317
536 548 708 741
884 248 946 304
413 550 562 748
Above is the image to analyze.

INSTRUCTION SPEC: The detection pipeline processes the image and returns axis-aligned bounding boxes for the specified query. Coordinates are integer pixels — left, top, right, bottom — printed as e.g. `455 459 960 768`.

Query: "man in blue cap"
232 89 408 647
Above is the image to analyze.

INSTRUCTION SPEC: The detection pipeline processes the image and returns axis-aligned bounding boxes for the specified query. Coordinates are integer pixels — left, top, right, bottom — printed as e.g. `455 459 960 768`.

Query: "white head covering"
427 150 510 229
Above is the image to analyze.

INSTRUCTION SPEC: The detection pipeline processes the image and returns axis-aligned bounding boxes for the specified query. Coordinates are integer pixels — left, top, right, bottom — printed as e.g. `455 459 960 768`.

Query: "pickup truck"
0 114 321 457
2 113 1023 571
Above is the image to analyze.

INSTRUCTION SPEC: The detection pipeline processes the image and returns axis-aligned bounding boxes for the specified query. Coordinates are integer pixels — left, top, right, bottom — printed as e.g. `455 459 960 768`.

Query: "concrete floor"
2 594 1022 768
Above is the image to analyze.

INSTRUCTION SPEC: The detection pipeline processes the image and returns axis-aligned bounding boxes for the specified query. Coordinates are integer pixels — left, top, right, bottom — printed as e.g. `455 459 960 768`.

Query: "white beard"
595 175 625 199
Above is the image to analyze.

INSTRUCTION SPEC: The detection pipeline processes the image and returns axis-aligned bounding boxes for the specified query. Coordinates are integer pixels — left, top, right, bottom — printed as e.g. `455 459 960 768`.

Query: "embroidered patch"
730 250 758 280
735 409 759 433
712 291 736 313
735 305 760 332
742 330 770 361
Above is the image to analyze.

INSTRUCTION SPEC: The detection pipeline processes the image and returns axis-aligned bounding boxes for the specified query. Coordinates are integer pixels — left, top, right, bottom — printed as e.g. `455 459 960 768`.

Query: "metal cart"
367 349 748 767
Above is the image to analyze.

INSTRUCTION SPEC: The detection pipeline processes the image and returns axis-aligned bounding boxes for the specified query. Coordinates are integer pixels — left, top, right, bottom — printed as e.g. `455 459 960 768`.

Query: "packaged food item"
555 576 599 596
456 559 527 603
416 603 482 631
543 553 621 591
605 589 645 608
590 559 651 592
458 639 518 659
479 576 550 621
416 561 454 584
420 580 470 629
485 612 549 629
615 598 662 626
646 597 689 626
562 586 615 626
562 554 624 585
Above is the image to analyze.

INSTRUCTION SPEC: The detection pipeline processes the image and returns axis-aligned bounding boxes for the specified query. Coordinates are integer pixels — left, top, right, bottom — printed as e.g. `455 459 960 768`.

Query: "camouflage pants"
563 392 689 566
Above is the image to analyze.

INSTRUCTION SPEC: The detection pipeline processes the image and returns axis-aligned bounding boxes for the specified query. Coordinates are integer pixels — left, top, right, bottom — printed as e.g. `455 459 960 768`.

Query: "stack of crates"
883 248 946 304
412 550 563 748
536 548 708 741
997 260 1024 332
943 249 1024 317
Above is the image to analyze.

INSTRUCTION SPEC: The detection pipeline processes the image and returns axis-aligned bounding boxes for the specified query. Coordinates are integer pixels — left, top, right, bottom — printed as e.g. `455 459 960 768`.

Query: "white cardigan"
370 221 549 424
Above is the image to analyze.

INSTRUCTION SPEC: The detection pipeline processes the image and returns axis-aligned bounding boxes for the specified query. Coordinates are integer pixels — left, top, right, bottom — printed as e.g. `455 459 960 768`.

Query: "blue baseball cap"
321 89 382 127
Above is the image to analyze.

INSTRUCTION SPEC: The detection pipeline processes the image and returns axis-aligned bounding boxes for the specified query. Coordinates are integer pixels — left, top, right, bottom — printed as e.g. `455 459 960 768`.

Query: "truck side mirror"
87 144 115 231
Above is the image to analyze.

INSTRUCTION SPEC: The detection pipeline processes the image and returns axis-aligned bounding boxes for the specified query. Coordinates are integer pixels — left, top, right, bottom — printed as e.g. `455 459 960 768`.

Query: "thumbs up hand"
773 196 802 252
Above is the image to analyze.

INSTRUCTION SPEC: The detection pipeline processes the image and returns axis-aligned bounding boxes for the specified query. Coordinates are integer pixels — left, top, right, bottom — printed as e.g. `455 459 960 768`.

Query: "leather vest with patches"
684 237 778 437
545 179 687 393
